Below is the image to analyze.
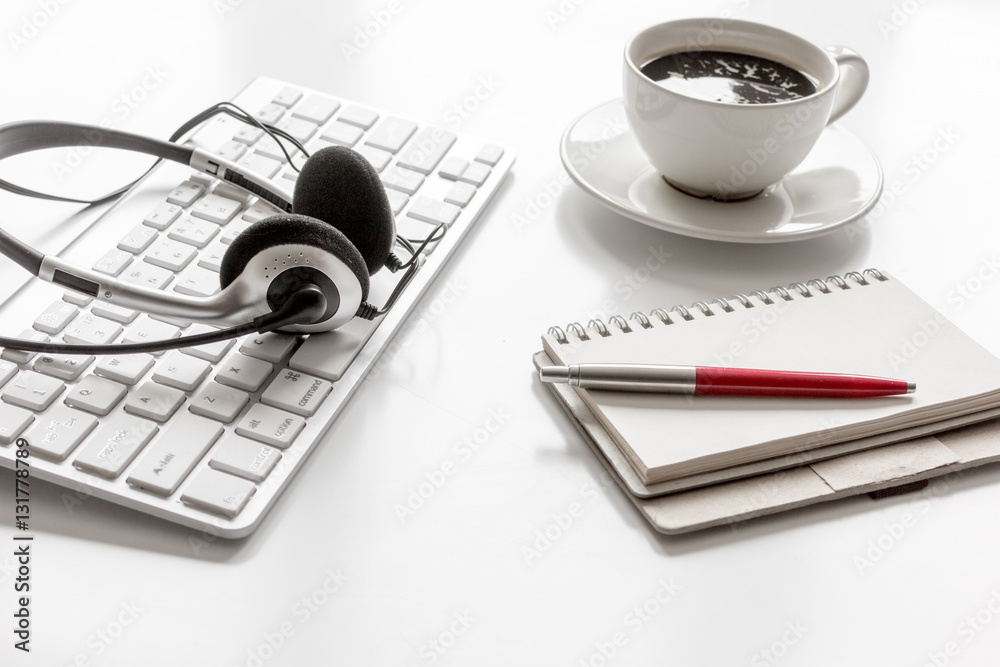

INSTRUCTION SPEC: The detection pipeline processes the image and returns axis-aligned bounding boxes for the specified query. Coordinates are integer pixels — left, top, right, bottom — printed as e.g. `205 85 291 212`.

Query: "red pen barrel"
694 366 913 397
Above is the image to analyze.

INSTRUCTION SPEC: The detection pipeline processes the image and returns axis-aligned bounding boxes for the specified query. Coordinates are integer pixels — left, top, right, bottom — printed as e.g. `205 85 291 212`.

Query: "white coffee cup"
623 18 869 200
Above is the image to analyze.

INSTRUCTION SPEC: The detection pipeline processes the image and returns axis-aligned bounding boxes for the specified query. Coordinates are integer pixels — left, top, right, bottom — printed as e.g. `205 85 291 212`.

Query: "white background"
2 0 1000 665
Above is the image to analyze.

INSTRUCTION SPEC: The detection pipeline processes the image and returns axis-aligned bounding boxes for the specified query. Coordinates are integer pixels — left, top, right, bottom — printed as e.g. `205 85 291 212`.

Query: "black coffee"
640 50 817 104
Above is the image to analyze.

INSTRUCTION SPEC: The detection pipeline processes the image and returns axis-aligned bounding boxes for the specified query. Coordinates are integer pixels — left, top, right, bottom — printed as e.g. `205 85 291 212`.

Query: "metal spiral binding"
546 269 888 344
630 311 651 329
650 308 672 324
587 319 610 337
609 315 631 333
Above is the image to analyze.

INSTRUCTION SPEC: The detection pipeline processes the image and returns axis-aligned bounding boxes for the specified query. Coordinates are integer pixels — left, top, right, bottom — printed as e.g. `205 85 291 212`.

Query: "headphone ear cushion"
292 145 396 275
219 214 369 301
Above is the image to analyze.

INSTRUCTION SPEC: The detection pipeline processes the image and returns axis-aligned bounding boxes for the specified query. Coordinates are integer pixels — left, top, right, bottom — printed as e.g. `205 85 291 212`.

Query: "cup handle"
825 45 869 124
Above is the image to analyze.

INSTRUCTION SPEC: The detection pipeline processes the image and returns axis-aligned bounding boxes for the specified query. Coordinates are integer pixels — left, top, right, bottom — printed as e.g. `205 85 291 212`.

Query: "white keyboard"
0 77 514 537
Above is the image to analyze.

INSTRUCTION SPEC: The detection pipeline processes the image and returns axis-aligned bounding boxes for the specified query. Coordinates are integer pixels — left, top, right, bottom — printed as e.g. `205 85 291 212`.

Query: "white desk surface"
2 0 999 664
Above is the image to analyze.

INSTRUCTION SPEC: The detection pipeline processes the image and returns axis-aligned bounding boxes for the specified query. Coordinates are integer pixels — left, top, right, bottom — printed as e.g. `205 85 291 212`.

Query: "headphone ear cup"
219 214 370 302
292 145 395 275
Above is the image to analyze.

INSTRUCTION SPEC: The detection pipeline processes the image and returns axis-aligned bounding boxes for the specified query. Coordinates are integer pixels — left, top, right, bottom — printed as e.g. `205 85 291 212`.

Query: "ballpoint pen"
538 363 915 398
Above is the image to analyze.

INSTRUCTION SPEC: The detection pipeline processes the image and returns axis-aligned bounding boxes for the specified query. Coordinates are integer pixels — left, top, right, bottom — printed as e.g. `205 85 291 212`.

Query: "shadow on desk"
552 184 875 301
0 466 251 561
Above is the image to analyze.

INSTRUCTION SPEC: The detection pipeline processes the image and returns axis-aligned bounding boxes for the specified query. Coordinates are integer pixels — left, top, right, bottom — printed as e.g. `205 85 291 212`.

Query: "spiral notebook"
539 270 1000 488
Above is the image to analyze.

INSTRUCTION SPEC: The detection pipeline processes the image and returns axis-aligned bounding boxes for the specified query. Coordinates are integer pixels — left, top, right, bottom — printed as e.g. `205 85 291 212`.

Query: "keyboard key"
215 139 247 163
169 217 219 248
288 318 378 381
475 144 505 166
242 200 280 223
119 263 173 290
1 330 47 364
92 248 133 276
382 166 424 195
261 369 331 417
216 354 273 391
33 353 94 381
63 313 122 346
209 436 281 483
179 324 235 362
189 382 249 422
73 414 158 478
438 156 469 180
367 116 417 153
459 162 491 186
0 360 18 387
191 194 242 225
62 290 93 306
94 353 155 385
118 224 158 253
277 116 318 144
173 265 221 297
128 412 223 496
166 180 205 207
253 135 300 164
338 105 378 129
254 103 285 124
321 121 363 147
189 171 214 187
33 300 79 334
397 127 456 175
25 405 97 460
152 351 211 391
444 181 477 207
406 196 461 226
386 189 409 215
240 333 298 363
238 152 282 179
221 218 255 245
353 144 391 173
0 403 33 445
395 215 440 244
63 374 127 416
181 468 256 518
121 316 181 350
292 94 340 124
91 302 139 324
124 381 185 422
148 314 193 329
144 238 197 272
272 86 302 107
144 202 182 230
211 182 255 206
233 125 264 145
235 403 304 449
198 241 228 272
2 371 63 411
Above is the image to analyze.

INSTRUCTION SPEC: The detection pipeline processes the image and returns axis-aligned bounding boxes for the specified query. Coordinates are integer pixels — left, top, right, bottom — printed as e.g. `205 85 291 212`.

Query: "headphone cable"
0 284 327 356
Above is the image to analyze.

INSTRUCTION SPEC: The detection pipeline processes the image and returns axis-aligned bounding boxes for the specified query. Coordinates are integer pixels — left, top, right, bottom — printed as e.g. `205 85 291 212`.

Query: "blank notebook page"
541 274 1000 484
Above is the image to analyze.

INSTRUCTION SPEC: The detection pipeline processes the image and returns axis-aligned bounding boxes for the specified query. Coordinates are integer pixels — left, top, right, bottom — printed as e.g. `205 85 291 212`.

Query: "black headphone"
0 107 432 355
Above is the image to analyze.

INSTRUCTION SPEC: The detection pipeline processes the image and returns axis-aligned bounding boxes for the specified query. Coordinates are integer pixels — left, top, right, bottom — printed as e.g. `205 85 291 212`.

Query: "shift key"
127 413 223 495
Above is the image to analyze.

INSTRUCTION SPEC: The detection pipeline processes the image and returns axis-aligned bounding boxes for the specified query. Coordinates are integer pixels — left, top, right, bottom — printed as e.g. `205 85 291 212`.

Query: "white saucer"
559 99 883 243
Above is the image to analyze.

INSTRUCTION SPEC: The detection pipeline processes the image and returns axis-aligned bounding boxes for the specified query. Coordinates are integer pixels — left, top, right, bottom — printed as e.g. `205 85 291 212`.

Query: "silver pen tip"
539 366 569 384
907 382 916 394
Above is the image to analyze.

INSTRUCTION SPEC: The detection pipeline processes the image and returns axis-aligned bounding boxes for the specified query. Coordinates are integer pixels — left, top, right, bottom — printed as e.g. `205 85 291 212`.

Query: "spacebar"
288 317 379 381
